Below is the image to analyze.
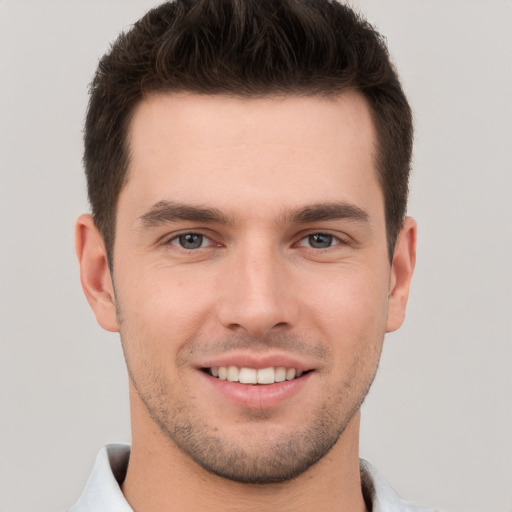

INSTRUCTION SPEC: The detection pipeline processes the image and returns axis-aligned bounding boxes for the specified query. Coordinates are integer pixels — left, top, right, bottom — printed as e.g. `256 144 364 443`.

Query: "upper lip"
197 352 315 372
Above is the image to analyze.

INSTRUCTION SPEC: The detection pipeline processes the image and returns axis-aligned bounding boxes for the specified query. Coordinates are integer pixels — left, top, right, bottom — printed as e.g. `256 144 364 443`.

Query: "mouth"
202 366 311 384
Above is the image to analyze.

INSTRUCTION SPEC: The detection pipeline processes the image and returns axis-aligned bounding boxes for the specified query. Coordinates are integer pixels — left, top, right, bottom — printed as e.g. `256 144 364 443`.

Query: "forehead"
123 92 382 221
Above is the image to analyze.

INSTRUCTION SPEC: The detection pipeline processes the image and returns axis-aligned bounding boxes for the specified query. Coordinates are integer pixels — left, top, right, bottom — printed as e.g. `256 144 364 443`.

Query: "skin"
76 92 416 512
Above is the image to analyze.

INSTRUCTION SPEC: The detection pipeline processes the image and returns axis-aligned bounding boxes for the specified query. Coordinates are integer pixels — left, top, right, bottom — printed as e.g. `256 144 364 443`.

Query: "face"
78 92 415 483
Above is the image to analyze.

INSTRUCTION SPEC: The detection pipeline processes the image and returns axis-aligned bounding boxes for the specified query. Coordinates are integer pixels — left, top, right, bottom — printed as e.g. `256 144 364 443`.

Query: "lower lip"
199 370 313 409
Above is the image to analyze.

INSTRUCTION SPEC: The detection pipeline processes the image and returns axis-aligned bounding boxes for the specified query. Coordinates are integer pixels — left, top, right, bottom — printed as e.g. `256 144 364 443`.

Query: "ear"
75 214 119 332
386 217 417 333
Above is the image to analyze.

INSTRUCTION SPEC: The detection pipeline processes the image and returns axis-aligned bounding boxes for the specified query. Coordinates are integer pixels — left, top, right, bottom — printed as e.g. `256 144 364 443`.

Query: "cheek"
313 275 387 393
115 266 217 357
306 265 390 346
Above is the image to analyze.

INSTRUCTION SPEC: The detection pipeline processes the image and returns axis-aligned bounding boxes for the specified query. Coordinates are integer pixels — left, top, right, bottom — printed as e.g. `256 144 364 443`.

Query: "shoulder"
360 459 441 512
67 444 132 512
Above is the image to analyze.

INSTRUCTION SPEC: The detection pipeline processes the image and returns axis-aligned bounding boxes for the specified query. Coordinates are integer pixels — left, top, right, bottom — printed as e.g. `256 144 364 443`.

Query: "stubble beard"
123 338 381 485
165 393 360 483
116 291 383 484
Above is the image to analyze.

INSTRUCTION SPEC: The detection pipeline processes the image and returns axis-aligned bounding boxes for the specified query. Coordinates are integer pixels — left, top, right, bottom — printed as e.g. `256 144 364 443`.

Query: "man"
69 0 436 510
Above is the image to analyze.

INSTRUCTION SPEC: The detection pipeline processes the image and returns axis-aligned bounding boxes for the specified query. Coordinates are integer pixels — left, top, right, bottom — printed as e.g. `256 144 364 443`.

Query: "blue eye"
172 233 207 250
298 233 341 249
307 233 334 248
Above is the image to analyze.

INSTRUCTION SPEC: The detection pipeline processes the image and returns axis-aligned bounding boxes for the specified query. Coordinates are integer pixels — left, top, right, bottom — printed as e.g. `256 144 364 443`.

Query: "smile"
205 366 307 384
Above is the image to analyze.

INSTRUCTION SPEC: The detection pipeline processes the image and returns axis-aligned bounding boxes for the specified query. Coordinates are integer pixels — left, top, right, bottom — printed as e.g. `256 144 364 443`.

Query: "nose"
216 244 299 337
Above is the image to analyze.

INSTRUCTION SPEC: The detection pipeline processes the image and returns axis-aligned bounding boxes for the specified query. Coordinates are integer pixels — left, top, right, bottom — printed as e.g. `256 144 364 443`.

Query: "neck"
122 400 367 512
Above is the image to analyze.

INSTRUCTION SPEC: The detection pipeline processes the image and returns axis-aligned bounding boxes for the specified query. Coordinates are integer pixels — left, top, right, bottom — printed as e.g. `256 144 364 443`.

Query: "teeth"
274 367 286 382
286 368 296 380
227 365 239 382
239 367 257 384
257 367 275 384
209 366 305 384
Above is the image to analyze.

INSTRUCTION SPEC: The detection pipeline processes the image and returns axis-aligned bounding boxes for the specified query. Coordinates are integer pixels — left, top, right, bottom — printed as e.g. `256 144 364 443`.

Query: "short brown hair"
84 0 413 262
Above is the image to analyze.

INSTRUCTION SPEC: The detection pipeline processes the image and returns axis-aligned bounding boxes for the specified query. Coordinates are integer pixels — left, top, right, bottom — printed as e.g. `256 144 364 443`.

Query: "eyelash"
166 231 217 251
296 233 342 250
164 231 346 252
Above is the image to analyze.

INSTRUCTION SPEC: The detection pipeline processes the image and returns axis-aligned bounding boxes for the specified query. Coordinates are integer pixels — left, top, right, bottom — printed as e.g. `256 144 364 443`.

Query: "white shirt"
67 444 440 512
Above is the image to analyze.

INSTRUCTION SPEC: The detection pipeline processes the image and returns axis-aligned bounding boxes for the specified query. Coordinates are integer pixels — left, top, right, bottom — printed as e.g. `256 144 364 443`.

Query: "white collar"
67 444 439 512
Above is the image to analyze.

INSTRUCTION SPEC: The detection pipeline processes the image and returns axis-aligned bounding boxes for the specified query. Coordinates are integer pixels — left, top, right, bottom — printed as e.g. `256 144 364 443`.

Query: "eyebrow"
284 202 370 224
138 201 230 228
138 200 369 229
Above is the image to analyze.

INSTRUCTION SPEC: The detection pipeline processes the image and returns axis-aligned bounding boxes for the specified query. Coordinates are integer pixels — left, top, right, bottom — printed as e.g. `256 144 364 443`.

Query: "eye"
298 233 339 249
169 232 211 250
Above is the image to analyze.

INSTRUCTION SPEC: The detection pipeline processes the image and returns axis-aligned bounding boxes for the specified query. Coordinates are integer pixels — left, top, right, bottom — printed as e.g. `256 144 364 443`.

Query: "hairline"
104 88 398 268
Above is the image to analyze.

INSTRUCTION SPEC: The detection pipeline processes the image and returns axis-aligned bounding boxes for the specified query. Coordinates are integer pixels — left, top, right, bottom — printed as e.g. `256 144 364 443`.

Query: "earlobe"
386 217 417 333
75 214 119 332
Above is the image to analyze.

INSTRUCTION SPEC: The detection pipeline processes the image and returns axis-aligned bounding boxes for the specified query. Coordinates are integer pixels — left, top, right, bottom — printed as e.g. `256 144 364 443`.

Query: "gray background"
0 1 510 511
